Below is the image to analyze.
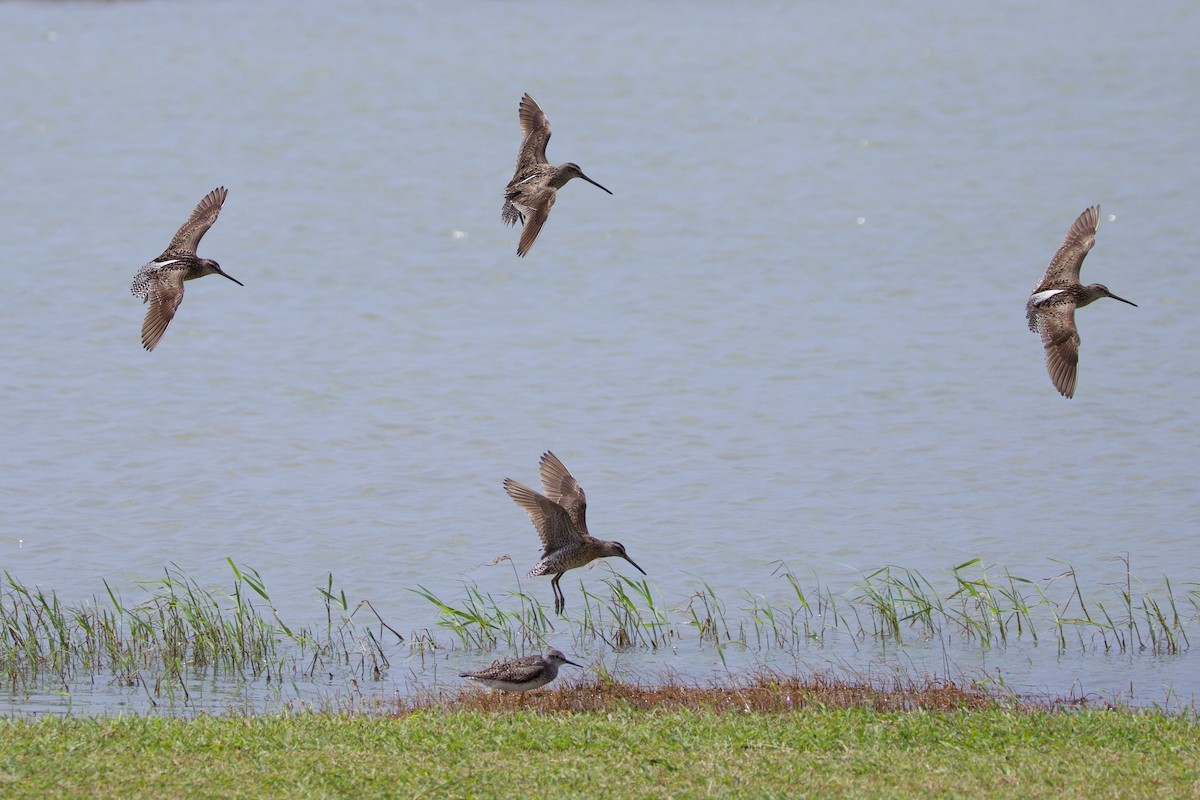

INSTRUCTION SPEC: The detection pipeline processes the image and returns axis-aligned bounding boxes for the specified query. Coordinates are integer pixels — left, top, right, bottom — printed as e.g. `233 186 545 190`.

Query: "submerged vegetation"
0 556 1197 709
414 556 1199 660
0 560 398 707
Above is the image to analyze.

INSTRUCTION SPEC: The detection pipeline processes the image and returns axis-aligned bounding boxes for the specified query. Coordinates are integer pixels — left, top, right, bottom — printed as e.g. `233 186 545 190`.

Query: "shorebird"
1025 205 1136 398
459 649 582 693
502 93 612 257
504 451 645 615
130 186 242 351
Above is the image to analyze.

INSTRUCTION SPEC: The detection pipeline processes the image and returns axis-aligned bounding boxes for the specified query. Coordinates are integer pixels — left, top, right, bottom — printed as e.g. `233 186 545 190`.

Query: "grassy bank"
0 682 1196 799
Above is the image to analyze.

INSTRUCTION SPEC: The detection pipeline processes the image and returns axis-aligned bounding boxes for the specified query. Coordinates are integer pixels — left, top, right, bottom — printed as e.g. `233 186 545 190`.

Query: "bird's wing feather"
514 93 551 173
141 268 187 351
1034 205 1099 291
504 478 581 553
164 187 227 257
538 451 588 534
1037 302 1081 398
516 192 554 257
463 654 543 683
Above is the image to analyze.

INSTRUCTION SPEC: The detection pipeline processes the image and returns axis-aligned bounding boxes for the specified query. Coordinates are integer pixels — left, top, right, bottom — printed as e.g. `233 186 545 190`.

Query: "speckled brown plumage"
504 451 645 615
459 649 582 692
501 94 612 256
1025 205 1136 398
130 187 242 351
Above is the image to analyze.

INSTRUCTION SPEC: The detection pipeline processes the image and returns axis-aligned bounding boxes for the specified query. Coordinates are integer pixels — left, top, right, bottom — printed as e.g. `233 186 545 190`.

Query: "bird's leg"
552 573 564 616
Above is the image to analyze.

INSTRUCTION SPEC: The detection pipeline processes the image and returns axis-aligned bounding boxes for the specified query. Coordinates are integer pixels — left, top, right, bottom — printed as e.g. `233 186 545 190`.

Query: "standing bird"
502 93 612 257
504 451 645 615
130 187 242 351
1025 205 1137 398
459 649 582 693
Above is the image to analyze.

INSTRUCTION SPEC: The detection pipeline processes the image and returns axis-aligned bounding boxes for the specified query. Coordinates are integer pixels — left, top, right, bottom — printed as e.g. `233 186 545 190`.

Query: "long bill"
623 554 647 575
1108 292 1137 307
579 173 613 195
218 268 245 287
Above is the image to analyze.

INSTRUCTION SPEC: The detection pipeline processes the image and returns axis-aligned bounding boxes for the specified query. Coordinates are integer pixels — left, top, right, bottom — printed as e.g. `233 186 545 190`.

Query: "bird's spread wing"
538 451 588 534
516 190 554 257
514 93 551 174
1034 205 1099 291
164 187 227 257
503 478 580 553
141 268 187 351
1037 302 1081 398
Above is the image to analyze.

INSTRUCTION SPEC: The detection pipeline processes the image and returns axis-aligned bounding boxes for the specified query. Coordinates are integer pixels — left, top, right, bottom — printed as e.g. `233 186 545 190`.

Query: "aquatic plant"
1 556 1196 705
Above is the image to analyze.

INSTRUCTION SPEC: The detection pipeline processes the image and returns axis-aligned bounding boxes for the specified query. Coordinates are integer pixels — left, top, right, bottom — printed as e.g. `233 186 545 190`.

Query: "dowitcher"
1025 205 1136 398
459 649 582 693
130 186 242 351
504 451 645 615
502 93 612 256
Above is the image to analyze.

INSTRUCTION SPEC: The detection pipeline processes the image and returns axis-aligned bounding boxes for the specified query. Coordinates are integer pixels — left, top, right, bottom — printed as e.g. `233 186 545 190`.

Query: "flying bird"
130 187 242 351
502 93 612 256
1025 205 1136 398
504 451 645 615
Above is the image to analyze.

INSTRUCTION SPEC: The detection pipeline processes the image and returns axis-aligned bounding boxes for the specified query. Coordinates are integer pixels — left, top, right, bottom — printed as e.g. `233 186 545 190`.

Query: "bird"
459 649 582 693
504 451 646 615
1025 205 1137 398
502 93 612 257
130 186 242 351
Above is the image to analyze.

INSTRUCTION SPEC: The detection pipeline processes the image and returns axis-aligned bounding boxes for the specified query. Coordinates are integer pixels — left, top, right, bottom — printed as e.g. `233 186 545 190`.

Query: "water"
1 0 1198 714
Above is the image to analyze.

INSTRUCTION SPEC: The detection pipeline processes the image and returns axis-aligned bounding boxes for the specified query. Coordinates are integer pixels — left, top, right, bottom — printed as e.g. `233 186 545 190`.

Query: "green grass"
0 706 1195 799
